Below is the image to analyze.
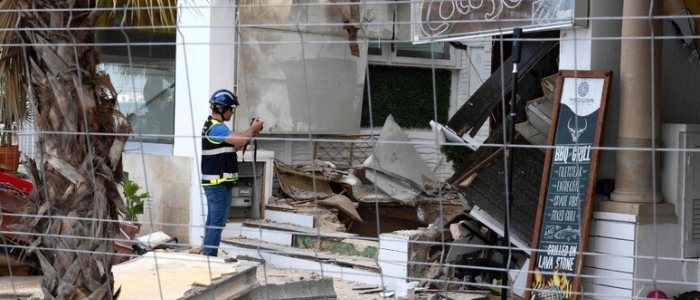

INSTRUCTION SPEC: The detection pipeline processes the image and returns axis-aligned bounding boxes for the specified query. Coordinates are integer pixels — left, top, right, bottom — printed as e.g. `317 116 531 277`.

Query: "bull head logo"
567 118 587 143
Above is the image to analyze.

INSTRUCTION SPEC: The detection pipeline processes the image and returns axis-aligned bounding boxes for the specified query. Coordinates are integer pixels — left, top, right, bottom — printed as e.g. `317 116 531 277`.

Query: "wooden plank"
352 286 379 290
590 220 635 241
580 282 631 300
526 103 552 134
358 288 384 294
469 207 531 254
584 252 634 274
592 211 637 223
516 122 548 146
582 267 634 290
589 237 634 257
446 35 560 138
264 209 315 228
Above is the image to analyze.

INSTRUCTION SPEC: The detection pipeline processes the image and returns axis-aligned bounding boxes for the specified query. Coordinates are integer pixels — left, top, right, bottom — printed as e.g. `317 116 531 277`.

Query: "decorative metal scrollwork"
420 0 573 39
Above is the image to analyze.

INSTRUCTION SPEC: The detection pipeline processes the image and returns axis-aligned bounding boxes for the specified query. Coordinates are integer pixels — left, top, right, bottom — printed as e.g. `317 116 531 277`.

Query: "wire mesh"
0 0 697 300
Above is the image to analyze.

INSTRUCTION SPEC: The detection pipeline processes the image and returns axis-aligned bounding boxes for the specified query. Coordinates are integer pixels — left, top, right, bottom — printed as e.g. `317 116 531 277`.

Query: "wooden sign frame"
524 70 612 300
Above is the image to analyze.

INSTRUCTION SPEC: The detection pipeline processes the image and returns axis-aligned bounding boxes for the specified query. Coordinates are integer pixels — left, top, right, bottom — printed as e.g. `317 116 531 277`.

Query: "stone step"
263 208 315 228
240 220 377 260
220 237 388 287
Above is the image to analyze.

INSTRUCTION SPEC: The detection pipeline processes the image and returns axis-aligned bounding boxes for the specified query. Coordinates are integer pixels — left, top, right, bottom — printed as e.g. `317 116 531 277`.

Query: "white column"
608 0 663 204
174 0 237 245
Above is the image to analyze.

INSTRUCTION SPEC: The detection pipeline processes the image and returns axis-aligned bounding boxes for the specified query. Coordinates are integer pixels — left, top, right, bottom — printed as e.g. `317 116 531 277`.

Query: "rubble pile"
271 168 523 296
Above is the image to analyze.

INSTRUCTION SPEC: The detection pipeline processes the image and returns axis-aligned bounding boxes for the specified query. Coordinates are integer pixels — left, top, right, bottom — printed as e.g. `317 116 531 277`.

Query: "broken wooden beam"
446 32 559 138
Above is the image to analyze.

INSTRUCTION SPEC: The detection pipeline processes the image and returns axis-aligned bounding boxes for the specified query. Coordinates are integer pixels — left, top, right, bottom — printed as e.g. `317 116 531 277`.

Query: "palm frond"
0 0 28 128
109 0 178 31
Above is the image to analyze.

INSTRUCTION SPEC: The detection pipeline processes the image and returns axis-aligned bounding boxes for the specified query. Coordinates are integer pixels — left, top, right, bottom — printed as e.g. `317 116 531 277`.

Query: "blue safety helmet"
209 89 239 109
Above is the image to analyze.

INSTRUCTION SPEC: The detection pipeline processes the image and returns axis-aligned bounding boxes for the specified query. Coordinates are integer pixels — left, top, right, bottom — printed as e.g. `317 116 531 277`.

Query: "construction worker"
201 89 263 257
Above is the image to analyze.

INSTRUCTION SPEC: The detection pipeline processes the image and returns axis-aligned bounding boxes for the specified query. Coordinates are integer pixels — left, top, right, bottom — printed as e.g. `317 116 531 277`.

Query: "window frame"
368 40 460 69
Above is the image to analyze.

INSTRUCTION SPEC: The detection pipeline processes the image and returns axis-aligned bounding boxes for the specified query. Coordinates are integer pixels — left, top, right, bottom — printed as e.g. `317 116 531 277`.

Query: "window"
395 41 451 60
96 5 177 148
95 0 177 151
99 62 176 144
368 39 459 69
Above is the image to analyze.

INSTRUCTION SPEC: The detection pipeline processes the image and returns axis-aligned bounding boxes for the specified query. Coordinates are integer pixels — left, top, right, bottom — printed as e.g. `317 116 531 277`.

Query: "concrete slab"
364 170 425 205
240 277 337 300
366 115 438 192
113 252 258 300
0 252 259 300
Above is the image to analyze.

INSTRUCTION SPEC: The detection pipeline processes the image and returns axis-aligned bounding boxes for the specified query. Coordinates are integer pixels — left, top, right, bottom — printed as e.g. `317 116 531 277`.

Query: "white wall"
661 124 700 290
452 39 492 118
233 0 392 134
559 0 623 180
236 29 368 134
122 153 193 244
171 0 489 244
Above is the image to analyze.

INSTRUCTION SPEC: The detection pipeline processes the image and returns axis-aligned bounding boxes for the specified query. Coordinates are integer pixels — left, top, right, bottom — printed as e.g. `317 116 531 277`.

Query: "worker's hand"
251 118 264 135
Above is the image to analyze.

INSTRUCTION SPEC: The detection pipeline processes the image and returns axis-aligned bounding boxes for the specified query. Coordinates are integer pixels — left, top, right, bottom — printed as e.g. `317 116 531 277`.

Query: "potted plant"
119 171 149 222
0 122 20 173
115 171 149 262
0 80 31 174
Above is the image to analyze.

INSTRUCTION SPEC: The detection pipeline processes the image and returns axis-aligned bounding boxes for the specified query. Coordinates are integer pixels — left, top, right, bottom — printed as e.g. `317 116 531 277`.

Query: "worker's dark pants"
203 183 233 256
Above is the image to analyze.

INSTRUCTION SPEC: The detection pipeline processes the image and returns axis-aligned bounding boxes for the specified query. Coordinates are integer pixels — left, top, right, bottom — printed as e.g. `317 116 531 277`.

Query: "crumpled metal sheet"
332 172 393 203
365 115 439 192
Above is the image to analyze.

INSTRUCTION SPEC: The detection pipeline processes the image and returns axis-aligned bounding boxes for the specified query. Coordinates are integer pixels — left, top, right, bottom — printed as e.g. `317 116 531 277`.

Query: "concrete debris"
426 292 489 300
115 252 257 300
257 118 529 300
137 231 175 249
366 115 438 192
240 277 337 300
187 247 204 255
424 181 463 201
332 171 393 203
296 237 378 258
450 221 470 240
277 160 343 181
318 194 363 222
276 170 334 201
267 198 348 232
274 116 460 207
364 169 426 205
328 0 361 57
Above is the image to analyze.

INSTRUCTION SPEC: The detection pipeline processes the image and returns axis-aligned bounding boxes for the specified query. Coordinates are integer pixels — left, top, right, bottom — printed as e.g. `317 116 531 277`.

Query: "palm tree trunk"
15 1 130 299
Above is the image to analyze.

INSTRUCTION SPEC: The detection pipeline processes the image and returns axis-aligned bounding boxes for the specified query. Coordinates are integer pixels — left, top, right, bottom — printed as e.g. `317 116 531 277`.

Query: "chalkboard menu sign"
525 70 612 300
